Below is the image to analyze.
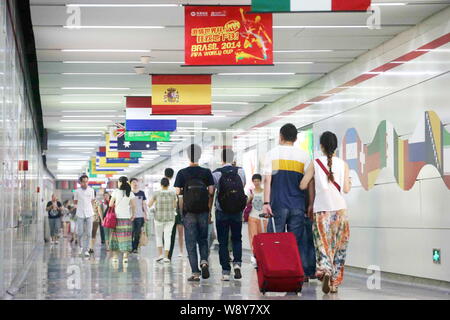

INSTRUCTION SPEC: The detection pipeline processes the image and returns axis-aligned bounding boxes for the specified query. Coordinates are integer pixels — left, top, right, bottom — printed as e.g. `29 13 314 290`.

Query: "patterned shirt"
152 190 177 222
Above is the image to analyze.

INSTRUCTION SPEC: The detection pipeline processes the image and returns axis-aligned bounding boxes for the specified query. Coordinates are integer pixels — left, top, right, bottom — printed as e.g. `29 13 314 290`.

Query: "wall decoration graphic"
341 111 450 190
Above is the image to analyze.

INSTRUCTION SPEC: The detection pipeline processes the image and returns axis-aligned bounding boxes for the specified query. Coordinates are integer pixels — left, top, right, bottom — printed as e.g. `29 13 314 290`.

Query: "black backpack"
183 170 210 214
216 167 247 214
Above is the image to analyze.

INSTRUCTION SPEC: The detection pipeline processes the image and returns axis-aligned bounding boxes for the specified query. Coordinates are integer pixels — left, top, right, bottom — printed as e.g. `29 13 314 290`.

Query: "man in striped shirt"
262 123 316 279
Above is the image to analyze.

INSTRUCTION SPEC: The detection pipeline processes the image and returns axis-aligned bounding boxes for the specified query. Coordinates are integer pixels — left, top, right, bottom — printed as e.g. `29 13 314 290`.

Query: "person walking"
262 123 317 279
167 168 185 260
74 175 96 257
148 178 177 263
213 149 247 281
61 200 71 238
300 131 352 294
89 195 104 254
130 178 148 254
100 192 111 250
46 194 62 244
246 174 267 267
109 176 137 267
174 144 215 282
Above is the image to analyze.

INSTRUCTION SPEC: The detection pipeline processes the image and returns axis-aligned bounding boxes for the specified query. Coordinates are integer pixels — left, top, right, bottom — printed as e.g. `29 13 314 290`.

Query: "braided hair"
319 131 338 183
118 176 131 197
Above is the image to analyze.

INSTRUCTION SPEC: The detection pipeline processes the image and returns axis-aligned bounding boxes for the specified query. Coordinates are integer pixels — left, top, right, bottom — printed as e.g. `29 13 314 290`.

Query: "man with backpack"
174 144 215 282
213 149 247 281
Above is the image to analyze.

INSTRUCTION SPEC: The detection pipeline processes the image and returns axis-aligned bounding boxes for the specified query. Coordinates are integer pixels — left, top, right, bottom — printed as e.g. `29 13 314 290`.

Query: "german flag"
152 74 211 115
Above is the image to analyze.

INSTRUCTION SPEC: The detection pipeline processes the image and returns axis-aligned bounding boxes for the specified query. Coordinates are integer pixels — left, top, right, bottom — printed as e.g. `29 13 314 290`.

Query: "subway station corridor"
1 0 450 306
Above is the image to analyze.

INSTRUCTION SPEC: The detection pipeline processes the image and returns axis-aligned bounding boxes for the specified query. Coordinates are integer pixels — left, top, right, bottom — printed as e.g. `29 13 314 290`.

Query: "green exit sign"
432 248 441 264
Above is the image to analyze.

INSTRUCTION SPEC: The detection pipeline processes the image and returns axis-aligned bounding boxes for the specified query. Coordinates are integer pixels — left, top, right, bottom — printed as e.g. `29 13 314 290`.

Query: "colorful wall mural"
341 110 450 191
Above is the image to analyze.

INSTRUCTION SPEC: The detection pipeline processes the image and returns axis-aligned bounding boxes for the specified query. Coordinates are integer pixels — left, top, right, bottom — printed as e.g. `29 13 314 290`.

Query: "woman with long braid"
300 131 352 294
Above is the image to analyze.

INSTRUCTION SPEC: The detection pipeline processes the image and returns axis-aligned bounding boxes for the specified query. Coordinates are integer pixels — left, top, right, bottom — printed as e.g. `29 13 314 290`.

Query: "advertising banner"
185 5 273 66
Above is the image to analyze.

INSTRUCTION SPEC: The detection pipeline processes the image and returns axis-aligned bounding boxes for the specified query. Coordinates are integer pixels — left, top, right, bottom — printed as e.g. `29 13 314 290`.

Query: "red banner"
185 6 273 66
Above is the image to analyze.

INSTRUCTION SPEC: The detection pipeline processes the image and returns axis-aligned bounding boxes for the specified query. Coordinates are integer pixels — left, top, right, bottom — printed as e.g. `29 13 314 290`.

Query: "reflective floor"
15 237 450 300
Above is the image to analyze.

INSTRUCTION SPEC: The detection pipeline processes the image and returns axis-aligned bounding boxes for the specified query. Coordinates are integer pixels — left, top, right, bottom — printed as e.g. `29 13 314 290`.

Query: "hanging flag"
114 123 126 138
152 75 212 115
117 135 157 151
105 134 143 158
185 6 273 66
125 131 171 142
251 0 371 12
125 95 177 131
97 157 130 168
106 157 140 164
89 158 124 175
126 116 177 132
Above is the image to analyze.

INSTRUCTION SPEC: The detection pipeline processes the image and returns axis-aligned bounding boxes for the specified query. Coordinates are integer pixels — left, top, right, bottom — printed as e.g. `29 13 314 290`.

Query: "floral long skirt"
313 210 350 287
109 219 132 252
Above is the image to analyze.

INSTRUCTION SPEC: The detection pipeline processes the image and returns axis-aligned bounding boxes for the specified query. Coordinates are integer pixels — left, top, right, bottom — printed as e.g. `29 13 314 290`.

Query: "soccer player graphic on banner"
236 7 273 62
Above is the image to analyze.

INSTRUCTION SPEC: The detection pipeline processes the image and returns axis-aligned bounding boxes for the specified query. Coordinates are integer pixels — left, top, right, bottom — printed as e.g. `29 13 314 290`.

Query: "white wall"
231 7 450 281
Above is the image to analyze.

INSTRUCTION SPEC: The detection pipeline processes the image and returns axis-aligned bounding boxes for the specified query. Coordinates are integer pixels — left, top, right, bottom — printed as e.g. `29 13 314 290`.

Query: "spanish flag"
152 74 212 115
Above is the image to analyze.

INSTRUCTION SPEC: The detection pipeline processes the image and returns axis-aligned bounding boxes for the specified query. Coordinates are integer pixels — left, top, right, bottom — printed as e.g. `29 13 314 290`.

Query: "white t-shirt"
112 189 136 219
246 189 264 219
74 187 95 218
313 156 347 212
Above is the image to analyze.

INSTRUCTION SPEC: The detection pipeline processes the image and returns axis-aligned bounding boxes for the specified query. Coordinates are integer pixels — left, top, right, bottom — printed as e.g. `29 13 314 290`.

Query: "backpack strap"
315 159 341 192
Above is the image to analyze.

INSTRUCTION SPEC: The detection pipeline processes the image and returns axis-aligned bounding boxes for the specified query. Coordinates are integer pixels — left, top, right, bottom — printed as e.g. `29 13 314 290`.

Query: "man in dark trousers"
167 168 185 260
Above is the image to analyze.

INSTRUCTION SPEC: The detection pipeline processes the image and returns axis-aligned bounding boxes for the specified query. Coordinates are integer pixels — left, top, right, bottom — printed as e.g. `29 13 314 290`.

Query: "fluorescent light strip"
63 134 102 137
217 73 295 76
61 87 130 90
61 49 151 53
60 119 113 123
58 158 90 161
275 62 314 64
60 147 95 150
372 2 407 6
60 101 121 104
62 115 125 118
274 49 333 53
212 101 249 105
63 61 140 64
62 110 122 113
66 4 181 7
273 26 369 29
64 26 165 29
212 94 260 97
59 130 104 133
62 73 136 75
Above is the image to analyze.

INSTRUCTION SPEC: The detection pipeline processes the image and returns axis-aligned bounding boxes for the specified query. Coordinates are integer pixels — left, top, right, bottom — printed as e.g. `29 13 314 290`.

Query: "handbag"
102 192 127 229
102 206 117 229
243 189 253 222
139 223 149 247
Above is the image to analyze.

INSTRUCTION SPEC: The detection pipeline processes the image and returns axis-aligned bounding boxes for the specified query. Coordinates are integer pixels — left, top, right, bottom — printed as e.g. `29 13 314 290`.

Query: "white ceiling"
29 0 449 179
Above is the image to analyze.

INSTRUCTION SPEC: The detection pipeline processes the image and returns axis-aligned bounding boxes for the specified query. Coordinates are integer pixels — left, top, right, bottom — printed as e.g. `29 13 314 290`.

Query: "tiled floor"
15 237 450 300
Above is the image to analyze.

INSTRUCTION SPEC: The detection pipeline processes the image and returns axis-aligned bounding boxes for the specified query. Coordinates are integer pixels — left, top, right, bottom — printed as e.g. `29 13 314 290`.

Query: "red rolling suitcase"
253 216 305 294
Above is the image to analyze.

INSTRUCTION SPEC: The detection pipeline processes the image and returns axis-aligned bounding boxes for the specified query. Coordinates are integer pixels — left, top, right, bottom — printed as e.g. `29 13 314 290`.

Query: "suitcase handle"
259 213 277 233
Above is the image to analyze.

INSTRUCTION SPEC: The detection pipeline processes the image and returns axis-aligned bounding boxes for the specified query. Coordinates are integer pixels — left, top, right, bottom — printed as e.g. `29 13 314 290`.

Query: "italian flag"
252 0 371 12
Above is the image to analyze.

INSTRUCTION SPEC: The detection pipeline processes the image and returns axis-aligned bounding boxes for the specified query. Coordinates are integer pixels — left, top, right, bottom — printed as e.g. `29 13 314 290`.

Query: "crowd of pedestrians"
47 123 352 294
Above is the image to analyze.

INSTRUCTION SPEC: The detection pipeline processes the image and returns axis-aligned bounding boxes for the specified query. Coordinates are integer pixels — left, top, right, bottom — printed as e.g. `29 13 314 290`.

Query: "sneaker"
187 275 200 282
84 251 90 257
201 263 210 279
234 265 242 280
250 256 257 268
132 249 138 254
155 256 164 262
88 249 94 254
178 253 183 258
163 258 171 263
54 240 59 245
221 274 230 281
